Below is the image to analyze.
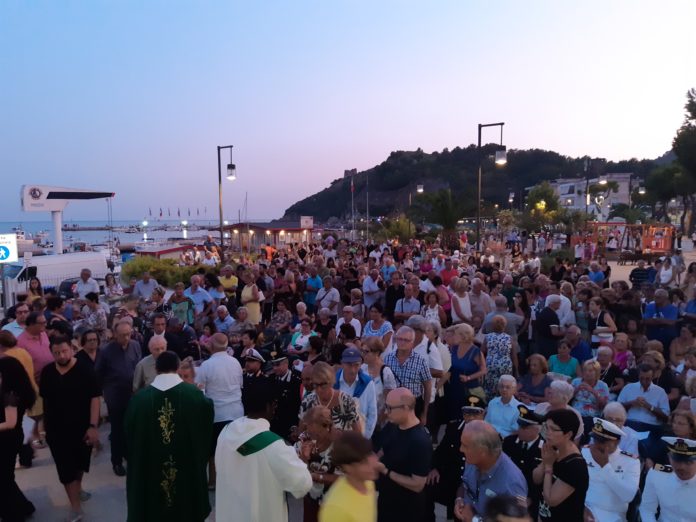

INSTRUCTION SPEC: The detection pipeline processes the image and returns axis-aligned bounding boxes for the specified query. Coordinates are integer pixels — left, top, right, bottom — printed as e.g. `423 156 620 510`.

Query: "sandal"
31 439 47 449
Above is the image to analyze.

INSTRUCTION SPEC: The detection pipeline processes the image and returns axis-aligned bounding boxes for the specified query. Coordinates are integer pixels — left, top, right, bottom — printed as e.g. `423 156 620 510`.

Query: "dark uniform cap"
517 405 544 426
461 395 487 415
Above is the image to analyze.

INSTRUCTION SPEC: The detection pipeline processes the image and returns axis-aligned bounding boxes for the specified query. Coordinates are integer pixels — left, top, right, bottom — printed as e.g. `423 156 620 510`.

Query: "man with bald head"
375 388 432 522
643 287 679 348
195 332 244 489
132 335 168 391
455 420 527 521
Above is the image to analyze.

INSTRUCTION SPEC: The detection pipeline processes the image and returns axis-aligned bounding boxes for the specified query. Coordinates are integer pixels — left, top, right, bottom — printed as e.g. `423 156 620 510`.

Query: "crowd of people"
1 234 696 522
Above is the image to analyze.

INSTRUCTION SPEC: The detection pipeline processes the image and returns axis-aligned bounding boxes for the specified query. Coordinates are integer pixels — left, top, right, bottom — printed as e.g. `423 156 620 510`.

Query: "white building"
549 172 634 220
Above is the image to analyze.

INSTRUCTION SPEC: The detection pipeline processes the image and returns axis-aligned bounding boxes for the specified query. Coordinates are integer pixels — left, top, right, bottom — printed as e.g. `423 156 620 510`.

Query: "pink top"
17 331 53 383
614 350 630 371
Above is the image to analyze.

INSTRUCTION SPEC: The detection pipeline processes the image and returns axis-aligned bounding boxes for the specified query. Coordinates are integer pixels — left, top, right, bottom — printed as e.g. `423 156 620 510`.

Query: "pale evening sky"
1 1 694 223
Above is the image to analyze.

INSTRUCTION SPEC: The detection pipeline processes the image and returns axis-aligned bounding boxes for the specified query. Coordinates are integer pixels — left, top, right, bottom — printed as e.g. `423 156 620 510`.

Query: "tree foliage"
673 88 696 177
409 188 468 247
282 146 661 221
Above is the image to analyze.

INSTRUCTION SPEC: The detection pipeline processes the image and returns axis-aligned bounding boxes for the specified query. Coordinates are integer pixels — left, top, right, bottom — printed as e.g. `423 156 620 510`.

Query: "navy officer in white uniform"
639 436 696 522
581 418 640 522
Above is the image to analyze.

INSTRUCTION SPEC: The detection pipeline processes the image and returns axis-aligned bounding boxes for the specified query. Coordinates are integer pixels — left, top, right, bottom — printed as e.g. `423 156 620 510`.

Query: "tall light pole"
217 145 236 252
477 122 506 251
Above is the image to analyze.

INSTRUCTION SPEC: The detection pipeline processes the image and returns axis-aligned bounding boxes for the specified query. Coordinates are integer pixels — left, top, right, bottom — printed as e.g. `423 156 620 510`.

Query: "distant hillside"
281 146 662 222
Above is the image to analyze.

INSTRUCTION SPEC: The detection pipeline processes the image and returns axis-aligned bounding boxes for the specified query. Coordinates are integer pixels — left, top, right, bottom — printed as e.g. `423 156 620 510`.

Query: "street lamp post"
477 122 506 251
217 145 236 254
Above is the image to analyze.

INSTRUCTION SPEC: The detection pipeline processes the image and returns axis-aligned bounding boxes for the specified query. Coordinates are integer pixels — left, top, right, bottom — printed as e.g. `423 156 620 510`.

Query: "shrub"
120 257 203 288
540 248 575 274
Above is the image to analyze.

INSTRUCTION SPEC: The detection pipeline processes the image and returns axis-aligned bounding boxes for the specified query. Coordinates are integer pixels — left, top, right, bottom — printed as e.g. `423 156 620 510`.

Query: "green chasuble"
125 381 214 522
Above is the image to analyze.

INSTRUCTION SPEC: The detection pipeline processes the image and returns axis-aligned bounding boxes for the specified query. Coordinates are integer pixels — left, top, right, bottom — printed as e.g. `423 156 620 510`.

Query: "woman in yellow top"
0 331 37 391
27 277 44 304
319 431 378 522
240 270 262 326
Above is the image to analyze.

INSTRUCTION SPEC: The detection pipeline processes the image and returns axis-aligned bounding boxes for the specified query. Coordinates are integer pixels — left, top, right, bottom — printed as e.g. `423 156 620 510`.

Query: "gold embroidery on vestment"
160 455 177 507
158 398 175 444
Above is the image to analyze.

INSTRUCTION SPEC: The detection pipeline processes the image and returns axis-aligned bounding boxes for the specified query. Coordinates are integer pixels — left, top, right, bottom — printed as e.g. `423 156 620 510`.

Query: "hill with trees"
281 145 661 222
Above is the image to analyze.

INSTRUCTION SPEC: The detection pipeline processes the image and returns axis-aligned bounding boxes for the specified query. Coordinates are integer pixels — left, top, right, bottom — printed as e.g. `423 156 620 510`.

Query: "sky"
1 1 695 223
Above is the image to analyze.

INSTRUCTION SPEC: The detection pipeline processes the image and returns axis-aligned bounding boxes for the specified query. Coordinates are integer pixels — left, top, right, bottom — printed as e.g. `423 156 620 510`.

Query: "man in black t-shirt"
40 335 101 522
375 388 432 522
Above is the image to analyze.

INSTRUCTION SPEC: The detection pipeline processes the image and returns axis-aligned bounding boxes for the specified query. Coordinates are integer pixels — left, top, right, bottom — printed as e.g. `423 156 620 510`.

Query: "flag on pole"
159 207 163 218
177 208 180 217
197 208 200 216
351 177 354 193
188 208 191 217
149 207 152 217
168 208 171 217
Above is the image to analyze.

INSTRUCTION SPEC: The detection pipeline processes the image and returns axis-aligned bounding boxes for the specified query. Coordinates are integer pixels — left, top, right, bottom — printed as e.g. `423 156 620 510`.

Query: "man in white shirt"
618 364 670 433
75 268 100 300
405 316 443 404
315 276 340 318
362 269 383 308
335 346 377 438
215 378 312 522
335 306 362 337
196 333 244 489
582 418 640 522
640 436 696 522
485 375 521 438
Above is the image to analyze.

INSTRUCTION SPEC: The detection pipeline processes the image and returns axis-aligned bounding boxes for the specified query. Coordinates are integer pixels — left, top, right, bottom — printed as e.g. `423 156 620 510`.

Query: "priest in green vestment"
125 351 214 522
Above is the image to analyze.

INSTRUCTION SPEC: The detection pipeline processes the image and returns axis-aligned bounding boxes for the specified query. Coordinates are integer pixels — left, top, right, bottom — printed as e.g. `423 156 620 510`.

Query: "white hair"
549 380 575 403
545 294 561 306
597 346 613 357
498 374 517 387
603 401 627 421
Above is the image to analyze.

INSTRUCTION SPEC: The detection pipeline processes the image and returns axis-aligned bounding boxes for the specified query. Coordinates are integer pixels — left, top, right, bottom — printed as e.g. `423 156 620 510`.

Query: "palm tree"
410 188 470 248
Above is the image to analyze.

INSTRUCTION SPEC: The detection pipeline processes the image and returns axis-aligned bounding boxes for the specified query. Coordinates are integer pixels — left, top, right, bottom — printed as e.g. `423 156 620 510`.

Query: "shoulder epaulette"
620 450 638 459
653 463 673 473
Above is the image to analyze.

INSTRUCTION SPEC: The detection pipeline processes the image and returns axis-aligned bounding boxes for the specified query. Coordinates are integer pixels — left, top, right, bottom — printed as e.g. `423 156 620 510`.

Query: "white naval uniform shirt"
581 446 640 522
639 465 696 522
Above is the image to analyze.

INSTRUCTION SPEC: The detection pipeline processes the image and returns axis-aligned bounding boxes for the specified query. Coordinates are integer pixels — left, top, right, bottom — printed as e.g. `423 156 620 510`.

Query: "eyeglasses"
543 422 563 432
385 404 408 413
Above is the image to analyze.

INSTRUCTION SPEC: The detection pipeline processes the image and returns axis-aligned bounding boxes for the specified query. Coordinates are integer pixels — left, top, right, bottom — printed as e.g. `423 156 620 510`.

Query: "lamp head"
494 148 507 166
226 163 237 181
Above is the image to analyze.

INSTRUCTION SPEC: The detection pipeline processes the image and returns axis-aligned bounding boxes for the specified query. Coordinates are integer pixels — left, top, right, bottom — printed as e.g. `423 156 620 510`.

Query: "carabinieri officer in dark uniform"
502 405 544 520
424 395 487 521
269 355 302 441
